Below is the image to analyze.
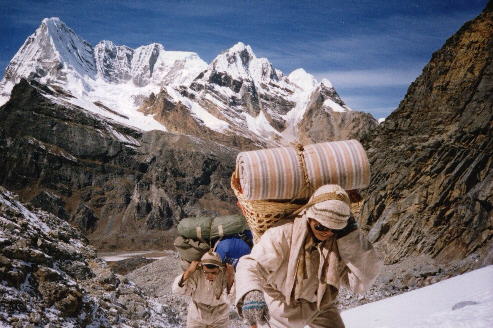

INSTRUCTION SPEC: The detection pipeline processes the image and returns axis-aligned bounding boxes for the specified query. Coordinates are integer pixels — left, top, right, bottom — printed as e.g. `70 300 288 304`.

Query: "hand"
187 261 200 273
182 261 200 282
242 290 269 326
333 216 358 239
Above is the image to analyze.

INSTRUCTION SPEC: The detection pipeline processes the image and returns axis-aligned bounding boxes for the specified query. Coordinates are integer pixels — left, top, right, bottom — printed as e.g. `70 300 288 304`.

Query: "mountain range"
0 17 377 149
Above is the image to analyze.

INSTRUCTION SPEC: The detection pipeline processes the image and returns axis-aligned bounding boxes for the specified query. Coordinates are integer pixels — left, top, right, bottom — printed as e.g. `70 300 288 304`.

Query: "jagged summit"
4 16 96 85
223 41 255 58
208 42 280 83
320 78 333 88
94 41 134 82
41 16 62 24
288 68 318 92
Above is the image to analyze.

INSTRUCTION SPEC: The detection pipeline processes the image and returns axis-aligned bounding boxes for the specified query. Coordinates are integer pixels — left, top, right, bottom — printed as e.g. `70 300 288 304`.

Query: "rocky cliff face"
0 80 238 250
360 4 493 265
0 187 182 327
296 86 378 144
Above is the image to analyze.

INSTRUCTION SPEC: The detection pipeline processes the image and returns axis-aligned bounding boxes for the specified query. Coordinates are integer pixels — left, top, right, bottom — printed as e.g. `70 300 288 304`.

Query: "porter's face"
308 218 334 241
202 265 220 281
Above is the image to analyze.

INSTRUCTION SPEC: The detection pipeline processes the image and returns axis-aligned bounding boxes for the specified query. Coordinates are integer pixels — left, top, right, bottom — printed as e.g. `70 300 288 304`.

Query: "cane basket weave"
231 170 306 243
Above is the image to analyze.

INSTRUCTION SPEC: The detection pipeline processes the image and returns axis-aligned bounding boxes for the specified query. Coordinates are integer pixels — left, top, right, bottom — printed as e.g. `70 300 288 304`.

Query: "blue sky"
0 0 488 118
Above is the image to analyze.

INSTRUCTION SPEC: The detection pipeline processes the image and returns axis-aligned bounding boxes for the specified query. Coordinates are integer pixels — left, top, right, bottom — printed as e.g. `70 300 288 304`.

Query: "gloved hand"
333 216 358 239
242 290 269 326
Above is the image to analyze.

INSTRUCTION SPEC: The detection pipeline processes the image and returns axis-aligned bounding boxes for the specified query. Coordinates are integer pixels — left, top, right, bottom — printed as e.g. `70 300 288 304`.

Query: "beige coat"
173 270 231 328
235 216 382 328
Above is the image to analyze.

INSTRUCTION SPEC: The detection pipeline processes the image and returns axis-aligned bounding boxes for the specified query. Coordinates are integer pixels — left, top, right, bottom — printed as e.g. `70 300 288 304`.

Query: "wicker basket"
231 170 364 243
231 170 307 243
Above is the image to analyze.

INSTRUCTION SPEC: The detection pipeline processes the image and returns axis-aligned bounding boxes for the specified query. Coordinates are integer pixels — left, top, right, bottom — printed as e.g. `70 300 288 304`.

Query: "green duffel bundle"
177 216 214 241
175 214 249 271
177 215 248 241
210 214 249 240
173 235 210 263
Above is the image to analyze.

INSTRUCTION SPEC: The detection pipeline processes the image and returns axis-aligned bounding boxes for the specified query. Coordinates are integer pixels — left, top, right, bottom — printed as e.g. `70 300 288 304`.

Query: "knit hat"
201 251 223 267
304 184 351 230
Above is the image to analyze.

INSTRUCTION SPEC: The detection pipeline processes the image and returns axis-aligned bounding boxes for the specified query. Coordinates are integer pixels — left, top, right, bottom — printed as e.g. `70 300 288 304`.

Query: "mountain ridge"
0 17 377 149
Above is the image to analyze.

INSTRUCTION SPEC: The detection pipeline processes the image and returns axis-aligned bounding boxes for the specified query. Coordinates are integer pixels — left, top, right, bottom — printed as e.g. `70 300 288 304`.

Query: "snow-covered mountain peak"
208 42 278 83
288 68 318 92
135 42 165 53
2 16 97 88
227 41 254 56
41 17 62 25
320 78 333 88
40 17 96 76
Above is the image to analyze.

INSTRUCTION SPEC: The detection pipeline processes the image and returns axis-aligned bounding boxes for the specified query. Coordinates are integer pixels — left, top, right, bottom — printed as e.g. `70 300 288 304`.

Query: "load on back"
232 139 370 242
174 214 253 270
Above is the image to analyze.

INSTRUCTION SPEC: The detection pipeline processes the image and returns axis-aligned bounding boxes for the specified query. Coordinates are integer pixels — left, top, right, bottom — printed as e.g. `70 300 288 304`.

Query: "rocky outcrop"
0 80 239 250
0 187 182 327
297 86 379 144
360 4 493 265
139 88 263 150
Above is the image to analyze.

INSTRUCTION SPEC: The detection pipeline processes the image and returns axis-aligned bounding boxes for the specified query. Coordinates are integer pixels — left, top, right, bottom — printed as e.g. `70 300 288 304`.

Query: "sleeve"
235 228 287 307
172 271 198 296
337 229 383 294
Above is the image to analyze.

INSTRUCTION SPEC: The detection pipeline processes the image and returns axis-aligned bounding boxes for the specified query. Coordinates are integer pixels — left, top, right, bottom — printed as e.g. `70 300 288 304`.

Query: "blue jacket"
215 232 252 267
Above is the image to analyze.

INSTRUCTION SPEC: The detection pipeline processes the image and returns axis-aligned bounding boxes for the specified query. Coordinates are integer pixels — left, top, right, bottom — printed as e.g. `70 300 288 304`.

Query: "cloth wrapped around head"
201 251 223 267
302 184 351 230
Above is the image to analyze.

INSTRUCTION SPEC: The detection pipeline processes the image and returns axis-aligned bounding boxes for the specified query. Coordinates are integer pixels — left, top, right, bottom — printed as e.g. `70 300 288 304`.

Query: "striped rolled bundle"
235 139 370 201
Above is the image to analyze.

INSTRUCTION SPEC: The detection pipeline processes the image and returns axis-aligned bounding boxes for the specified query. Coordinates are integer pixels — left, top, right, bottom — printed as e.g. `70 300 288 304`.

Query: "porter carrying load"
174 214 251 270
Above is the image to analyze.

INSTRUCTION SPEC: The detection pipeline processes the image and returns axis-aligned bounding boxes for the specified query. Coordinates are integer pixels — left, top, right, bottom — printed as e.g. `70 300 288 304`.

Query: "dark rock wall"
360 5 493 264
0 80 239 250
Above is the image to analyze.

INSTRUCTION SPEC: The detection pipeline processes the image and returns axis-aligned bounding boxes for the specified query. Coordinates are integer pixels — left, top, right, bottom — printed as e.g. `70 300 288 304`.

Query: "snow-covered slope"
0 18 373 147
341 265 493 328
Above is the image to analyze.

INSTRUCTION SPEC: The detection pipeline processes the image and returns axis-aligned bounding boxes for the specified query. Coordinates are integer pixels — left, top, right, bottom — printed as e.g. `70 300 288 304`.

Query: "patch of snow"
244 111 280 138
378 117 386 123
0 192 50 233
323 98 348 112
204 93 228 109
320 78 333 88
43 17 96 79
280 69 319 142
101 122 141 146
288 68 317 92
211 83 238 98
166 87 229 132
43 83 165 133
341 265 493 328
0 80 15 106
